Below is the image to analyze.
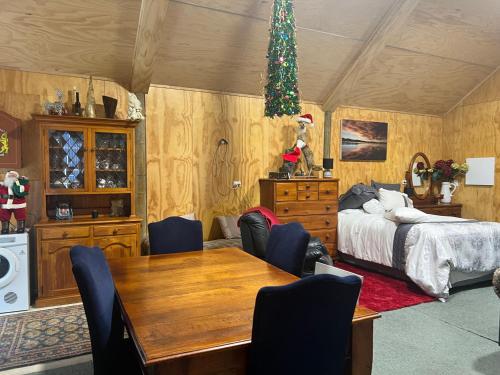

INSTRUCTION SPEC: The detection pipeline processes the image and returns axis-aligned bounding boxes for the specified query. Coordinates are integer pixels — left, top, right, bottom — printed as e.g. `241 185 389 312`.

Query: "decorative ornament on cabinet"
85 76 96 118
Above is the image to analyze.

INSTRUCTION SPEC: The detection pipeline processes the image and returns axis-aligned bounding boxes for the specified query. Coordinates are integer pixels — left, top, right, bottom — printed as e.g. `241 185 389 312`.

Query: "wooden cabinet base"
35 217 142 307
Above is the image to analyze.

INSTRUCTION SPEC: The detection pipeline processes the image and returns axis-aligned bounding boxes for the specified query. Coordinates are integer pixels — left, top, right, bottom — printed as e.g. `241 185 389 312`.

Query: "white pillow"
362 199 385 214
180 212 196 220
387 207 428 223
377 188 407 211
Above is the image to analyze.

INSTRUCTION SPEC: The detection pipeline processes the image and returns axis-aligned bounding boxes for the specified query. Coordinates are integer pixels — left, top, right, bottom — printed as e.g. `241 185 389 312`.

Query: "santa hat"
297 114 314 126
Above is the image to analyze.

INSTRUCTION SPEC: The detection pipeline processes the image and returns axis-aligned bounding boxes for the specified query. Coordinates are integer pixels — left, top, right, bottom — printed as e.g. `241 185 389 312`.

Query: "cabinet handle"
325 190 331 194
326 220 331 225
90 147 96 152
306 194 310 199
284 207 289 213
326 205 331 210
326 234 330 240
306 185 310 189
62 231 68 238
284 190 289 195
113 229 118 235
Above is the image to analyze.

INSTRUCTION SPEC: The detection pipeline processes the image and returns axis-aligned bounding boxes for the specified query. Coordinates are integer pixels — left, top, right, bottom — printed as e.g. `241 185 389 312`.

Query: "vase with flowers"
432 160 468 203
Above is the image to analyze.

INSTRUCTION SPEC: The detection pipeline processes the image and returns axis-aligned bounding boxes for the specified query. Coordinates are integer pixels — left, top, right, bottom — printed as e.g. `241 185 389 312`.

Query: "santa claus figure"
0 171 30 234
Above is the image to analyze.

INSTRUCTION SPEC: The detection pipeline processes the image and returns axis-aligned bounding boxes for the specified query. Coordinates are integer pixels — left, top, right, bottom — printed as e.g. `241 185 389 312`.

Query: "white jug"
440 181 457 204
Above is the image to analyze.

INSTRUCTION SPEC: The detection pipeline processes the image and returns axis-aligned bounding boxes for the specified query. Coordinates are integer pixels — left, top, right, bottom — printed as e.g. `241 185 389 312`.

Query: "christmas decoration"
0 171 30 234
264 0 301 118
128 93 145 120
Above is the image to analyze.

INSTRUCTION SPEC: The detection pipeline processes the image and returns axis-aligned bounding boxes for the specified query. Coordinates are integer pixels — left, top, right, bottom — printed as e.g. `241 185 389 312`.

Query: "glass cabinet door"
93 131 129 190
48 129 86 191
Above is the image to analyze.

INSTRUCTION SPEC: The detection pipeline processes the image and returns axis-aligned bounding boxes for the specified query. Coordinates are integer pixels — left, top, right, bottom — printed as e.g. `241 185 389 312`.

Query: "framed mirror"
406 152 432 200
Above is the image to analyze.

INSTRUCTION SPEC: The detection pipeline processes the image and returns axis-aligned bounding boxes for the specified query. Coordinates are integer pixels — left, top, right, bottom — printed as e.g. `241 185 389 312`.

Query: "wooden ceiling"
1 0 500 115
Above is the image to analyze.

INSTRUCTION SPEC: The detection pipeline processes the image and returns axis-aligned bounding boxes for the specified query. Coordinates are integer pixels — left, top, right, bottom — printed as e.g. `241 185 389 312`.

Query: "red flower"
416 162 425 170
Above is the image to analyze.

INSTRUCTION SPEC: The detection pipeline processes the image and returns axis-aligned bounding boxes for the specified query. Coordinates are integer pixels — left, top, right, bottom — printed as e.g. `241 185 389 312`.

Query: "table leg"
351 320 374 375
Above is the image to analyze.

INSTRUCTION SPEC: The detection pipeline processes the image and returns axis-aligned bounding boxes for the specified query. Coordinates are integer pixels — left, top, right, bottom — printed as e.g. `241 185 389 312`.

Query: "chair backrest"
70 246 124 375
148 216 203 255
265 222 310 277
239 212 271 259
249 274 362 375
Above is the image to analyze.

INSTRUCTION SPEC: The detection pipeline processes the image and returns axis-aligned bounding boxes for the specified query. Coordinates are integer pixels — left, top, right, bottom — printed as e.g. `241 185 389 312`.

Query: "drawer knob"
306 185 310 189
284 190 289 195
326 220 331 225
325 190 331 194
284 207 289 212
306 194 310 199
326 205 331 210
62 232 68 238
113 229 118 235
326 234 330 240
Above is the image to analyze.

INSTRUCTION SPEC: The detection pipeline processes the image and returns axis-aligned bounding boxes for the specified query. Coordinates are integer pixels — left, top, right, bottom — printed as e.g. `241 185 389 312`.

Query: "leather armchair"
239 212 333 277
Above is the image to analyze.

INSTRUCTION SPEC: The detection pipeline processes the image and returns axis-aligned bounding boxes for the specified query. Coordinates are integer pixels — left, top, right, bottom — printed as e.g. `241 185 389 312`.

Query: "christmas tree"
264 0 301 118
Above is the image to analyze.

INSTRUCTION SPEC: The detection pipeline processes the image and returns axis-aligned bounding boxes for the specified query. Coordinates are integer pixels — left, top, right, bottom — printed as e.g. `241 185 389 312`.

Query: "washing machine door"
0 247 19 289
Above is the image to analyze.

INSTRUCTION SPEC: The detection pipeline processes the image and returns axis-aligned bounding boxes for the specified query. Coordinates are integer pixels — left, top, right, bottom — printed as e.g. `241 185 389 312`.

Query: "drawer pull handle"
284 207 289 212
326 220 331 225
325 190 331 194
306 194 310 199
284 190 289 195
113 229 118 235
326 234 330 240
306 185 310 189
62 232 68 238
326 205 331 210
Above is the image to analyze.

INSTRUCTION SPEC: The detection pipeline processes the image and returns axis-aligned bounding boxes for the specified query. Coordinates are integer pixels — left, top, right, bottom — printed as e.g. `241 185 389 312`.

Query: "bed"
338 208 500 298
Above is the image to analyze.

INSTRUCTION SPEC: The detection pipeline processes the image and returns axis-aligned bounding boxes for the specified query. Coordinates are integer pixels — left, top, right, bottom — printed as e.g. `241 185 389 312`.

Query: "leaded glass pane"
48 130 85 189
95 133 128 189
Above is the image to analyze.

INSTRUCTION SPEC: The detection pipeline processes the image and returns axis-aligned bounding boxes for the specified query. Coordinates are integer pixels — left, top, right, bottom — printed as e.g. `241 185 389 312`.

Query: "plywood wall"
0 68 130 225
146 86 443 239
443 69 500 222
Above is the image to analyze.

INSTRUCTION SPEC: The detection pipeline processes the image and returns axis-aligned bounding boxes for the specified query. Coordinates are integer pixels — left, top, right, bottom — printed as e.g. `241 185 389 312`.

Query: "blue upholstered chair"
70 246 141 375
248 274 362 375
265 222 310 277
148 216 203 255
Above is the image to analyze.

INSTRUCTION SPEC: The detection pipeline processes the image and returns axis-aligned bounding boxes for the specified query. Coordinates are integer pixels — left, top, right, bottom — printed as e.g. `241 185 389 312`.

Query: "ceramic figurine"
0 171 30 234
85 76 96 118
128 93 144 120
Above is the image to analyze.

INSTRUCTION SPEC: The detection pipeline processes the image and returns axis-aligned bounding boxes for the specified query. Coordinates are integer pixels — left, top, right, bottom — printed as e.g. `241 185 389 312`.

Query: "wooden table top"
109 248 380 367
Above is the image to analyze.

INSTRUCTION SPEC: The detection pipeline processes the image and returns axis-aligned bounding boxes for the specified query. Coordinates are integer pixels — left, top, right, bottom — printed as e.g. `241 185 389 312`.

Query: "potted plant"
430 160 468 203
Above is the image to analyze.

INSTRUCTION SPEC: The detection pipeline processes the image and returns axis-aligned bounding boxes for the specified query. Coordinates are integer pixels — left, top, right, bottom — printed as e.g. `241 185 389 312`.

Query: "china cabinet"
33 115 141 307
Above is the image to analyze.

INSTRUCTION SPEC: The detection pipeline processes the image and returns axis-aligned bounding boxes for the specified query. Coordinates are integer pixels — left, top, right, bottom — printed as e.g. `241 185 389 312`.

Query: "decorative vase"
440 181 457 204
85 76 96 118
102 96 118 119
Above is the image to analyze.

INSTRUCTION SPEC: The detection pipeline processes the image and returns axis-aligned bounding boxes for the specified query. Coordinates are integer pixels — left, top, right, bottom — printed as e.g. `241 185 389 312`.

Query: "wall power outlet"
232 180 241 189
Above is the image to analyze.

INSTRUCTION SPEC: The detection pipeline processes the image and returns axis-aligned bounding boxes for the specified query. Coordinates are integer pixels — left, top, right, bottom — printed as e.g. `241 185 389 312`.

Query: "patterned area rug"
0 304 90 371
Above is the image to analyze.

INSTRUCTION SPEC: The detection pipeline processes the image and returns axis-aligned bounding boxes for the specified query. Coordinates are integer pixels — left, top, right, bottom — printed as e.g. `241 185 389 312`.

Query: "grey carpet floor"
24 286 500 375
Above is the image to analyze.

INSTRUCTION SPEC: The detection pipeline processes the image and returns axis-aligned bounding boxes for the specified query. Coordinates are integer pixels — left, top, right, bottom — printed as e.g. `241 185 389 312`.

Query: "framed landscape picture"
341 119 388 161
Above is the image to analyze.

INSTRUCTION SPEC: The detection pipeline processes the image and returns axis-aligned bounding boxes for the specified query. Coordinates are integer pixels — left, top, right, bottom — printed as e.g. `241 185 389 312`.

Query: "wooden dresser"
259 178 339 257
413 202 462 217
33 115 142 307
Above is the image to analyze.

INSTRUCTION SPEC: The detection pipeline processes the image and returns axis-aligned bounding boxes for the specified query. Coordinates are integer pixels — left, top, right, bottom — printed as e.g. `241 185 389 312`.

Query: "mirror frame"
406 152 432 201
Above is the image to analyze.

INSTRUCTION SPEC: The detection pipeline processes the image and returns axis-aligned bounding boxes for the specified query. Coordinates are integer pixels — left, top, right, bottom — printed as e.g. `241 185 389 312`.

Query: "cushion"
362 199 385 214
180 212 196 220
217 215 241 239
339 184 377 211
384 207 428 223
377 188 407 211
371 180 401 192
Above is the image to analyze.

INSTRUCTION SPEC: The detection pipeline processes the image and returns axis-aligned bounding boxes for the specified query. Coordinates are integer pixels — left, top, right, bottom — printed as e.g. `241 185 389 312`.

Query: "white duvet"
338 208 500 297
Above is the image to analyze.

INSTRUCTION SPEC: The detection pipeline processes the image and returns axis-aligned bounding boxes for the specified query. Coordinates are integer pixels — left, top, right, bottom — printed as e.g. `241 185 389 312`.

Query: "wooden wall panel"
0 68 130 226
443 95 500 222
146 86 443 239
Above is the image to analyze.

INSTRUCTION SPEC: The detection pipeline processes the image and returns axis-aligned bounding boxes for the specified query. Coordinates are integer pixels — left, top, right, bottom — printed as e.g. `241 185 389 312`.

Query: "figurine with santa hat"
280 113 319 176
0 171 30 234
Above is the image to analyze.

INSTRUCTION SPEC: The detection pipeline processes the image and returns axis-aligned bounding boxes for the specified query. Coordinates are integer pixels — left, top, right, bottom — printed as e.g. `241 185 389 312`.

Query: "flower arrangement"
414 159 468 182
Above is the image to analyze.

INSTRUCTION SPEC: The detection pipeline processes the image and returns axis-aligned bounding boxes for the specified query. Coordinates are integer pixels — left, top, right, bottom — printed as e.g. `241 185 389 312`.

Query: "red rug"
336 262 435 312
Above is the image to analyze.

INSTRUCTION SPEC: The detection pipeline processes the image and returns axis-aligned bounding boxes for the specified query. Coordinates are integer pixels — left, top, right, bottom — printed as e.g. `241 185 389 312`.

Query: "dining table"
108 248 380 375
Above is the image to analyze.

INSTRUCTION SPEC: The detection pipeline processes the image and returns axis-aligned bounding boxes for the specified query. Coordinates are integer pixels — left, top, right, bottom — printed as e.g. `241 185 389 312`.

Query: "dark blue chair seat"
148 216 203 255
265 222 310 277
70 246 142 375
248 274 362 375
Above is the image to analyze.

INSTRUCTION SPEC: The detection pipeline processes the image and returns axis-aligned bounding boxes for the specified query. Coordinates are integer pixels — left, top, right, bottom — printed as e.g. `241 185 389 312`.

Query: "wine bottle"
74 92 81 116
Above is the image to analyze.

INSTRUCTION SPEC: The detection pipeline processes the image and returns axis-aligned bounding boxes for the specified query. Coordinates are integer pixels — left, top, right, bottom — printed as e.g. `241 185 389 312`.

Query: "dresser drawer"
298 190 318 201
275 201 337 216
319 182 338 200
279 215 337 230
276 183 297 201
309 229 336 244
93 224 137 237
40 226 90 240
297 182 318 191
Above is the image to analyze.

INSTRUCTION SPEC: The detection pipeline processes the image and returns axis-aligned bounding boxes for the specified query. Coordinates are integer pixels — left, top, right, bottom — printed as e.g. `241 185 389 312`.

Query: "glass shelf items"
48 130 85 189
94 132 128 189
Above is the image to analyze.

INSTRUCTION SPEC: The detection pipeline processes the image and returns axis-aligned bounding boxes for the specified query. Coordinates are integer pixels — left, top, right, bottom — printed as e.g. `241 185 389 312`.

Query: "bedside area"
413 202 462 218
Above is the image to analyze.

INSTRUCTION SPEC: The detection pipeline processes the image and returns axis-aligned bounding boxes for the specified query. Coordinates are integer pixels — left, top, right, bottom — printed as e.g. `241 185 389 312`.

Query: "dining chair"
265 222 310 277
70 246 142 375
148 216 203 255
248 274 362 375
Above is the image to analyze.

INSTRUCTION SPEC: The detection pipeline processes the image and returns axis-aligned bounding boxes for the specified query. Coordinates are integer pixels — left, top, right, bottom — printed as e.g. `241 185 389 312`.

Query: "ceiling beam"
321 0 420 112
130 0 170 93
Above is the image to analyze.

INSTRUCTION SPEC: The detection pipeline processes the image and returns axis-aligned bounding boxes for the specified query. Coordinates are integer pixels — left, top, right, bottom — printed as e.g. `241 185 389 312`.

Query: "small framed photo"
341 119 388 161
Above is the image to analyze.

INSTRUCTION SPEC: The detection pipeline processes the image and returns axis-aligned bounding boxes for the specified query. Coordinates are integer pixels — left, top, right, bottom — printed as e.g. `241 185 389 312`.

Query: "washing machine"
0 233 29 314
